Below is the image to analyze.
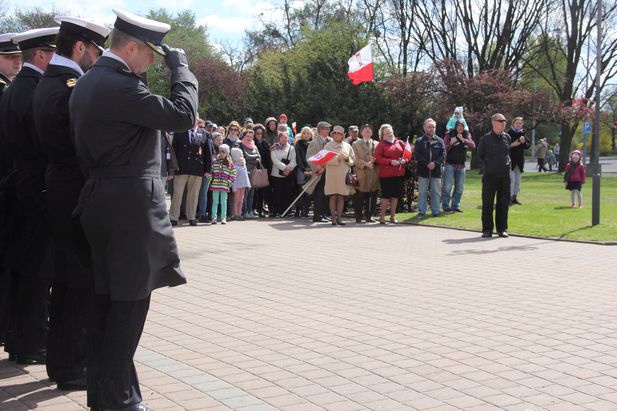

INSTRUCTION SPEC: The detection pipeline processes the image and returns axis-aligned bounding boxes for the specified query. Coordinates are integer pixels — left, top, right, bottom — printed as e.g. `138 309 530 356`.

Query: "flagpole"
282 174 321 217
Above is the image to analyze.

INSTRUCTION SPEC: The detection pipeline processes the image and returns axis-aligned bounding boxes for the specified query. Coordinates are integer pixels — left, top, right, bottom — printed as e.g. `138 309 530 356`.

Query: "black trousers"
313 177 327 219
0 267 10 344
46 281 90 382
481 173 510 233
353 190 377 221
88 294 150 409
1 269 19 353
270 176 293 215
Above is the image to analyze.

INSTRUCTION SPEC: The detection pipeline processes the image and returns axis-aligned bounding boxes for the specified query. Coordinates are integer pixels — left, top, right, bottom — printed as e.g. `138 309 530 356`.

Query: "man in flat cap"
32 16 110 391
69 9 198 411
0 27 58 365
306 121 332 222
0 32 22 349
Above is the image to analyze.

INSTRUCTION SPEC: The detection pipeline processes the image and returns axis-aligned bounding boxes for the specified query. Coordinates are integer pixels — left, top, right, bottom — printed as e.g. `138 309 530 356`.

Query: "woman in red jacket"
374 124 409 224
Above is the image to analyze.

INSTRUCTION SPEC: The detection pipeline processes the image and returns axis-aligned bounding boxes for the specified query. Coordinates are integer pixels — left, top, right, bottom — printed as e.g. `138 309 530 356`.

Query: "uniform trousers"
0 267 10 344
46 280 89 382
87 294 150 409
170 175 202 221
9 275 50 358
481 173 511 233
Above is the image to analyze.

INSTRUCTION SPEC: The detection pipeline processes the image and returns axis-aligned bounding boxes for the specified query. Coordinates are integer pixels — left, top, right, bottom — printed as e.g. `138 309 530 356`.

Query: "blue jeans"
442 164 465 210
197 176 210 218
418 176 442 215
242 187 256 215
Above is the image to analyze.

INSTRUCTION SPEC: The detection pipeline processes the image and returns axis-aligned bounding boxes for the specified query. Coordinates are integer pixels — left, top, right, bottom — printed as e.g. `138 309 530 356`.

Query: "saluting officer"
32 16 110 391
0 31 22 348
69 9 198 410
0 27 58 364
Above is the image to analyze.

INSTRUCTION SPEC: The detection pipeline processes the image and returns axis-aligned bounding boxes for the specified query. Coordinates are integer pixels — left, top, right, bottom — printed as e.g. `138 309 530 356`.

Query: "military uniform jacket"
69 55 198 301
172 128 212 176
33 63 91 286
0 65 52 277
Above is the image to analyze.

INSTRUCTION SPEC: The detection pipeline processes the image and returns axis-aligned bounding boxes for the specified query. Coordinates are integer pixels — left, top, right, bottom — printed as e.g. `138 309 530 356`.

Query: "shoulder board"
66 77 77 88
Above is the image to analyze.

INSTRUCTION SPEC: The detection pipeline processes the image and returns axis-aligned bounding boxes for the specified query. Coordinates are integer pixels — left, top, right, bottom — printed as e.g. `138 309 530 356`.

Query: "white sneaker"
221 219 227 224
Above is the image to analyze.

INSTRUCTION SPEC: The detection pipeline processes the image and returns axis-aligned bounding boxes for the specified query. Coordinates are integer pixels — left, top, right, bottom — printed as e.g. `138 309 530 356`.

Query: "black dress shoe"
16 353 46 364
313 217 328 223
8 353 16 361
366 217 376 223
498 231 509 238
481 231 492 238
170 220 178 226
57 377 87 391
189 220 197 226
102 403 153 411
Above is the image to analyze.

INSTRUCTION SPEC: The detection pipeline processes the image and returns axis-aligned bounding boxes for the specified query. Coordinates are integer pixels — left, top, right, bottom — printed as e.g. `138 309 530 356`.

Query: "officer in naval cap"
0 26 58 366
0 32 22 349
69 9 197 411
32 16 110 391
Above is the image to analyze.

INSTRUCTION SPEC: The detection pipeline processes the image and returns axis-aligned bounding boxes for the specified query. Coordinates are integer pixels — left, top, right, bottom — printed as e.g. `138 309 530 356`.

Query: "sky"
3 0 286 47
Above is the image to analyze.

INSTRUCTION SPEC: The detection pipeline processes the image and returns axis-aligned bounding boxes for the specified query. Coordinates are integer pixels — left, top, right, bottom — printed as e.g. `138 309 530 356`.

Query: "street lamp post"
591 0 602 226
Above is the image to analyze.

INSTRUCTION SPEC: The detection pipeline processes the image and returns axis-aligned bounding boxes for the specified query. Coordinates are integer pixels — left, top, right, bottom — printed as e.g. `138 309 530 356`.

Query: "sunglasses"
494 119 507 123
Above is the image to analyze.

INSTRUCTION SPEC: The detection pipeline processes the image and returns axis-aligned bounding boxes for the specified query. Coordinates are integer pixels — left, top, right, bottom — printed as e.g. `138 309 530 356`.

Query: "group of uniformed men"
0 9 198 411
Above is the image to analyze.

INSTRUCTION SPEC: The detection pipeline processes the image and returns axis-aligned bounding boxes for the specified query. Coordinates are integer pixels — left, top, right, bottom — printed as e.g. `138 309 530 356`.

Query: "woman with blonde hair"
294 126 314 217
374 124 408 224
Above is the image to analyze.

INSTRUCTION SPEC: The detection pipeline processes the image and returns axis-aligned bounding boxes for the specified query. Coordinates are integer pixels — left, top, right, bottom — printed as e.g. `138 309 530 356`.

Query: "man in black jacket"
414 118 445 217
33 15 110 390
69 9 198 410
0 27 59 364
508 117 530 205
170 119 212 226
478 113 511 238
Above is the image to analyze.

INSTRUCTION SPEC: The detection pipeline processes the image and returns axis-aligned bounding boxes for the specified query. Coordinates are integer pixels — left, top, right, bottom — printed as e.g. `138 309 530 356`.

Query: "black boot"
512 195 522 205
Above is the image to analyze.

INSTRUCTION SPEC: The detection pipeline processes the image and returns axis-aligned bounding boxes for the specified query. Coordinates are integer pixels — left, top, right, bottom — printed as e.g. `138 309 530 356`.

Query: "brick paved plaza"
1 219 616 410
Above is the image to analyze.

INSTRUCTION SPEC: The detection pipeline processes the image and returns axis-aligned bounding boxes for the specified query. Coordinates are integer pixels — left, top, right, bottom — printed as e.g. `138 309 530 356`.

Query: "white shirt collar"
49 54 84 76
102 50 130 70
23 62 44 75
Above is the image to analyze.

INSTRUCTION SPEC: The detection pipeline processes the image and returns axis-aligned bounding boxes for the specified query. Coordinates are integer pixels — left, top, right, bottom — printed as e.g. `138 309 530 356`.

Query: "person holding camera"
508 117 530 205
442 120 475 213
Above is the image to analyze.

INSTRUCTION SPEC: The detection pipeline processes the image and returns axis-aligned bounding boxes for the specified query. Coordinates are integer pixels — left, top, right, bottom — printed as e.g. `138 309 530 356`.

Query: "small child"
563 150 585 208
547 149 556 171
445 106 469 131
230 147 251 220
210 144 236 224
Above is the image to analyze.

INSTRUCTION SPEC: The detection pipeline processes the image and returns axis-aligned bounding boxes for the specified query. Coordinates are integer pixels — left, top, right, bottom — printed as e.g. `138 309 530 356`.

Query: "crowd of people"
0 9 588 411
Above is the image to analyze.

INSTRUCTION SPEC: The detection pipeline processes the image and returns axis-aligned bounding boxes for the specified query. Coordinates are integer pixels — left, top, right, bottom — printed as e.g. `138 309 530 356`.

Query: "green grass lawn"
399 172 617 243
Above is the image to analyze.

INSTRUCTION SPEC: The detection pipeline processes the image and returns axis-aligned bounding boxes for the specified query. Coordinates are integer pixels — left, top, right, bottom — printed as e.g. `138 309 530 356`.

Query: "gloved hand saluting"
162 44 189 70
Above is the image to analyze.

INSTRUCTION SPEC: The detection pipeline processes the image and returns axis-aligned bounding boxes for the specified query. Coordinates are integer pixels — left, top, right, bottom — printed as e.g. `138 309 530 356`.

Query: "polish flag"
308 150 337 166
347 44 374 85
403 138 413 161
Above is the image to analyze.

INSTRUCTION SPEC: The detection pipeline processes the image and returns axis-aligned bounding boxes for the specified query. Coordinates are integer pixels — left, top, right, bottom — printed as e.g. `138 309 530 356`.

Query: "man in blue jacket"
414 118 445 217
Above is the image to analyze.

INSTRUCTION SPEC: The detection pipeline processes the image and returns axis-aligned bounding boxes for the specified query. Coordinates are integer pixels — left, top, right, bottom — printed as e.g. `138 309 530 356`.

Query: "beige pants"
170 175 203 221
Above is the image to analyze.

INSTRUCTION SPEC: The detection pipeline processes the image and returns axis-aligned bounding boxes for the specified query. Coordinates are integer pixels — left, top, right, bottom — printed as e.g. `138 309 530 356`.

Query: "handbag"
250 162 269 188
345 169 359 186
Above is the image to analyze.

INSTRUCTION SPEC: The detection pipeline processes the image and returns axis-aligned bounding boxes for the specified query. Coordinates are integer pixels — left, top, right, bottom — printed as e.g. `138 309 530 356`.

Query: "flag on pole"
308 149 337 166
347 44 374 85
403 138 413 161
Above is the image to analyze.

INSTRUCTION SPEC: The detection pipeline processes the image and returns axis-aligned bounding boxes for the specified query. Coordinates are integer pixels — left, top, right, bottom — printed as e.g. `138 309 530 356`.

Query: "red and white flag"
347 44 374 85
308 150 337 166
403 138 413 161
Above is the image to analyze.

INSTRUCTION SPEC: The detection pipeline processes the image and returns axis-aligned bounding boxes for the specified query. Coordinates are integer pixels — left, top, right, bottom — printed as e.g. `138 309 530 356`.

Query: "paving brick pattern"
1 219 616 410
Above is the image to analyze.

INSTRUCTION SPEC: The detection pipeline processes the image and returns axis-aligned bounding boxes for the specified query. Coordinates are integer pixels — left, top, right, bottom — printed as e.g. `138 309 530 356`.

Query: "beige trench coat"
324 140 355 196
352 138 380 192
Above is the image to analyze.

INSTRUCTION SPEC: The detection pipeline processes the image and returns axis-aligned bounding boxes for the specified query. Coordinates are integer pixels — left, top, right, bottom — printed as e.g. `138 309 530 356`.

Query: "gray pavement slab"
1 219 616 410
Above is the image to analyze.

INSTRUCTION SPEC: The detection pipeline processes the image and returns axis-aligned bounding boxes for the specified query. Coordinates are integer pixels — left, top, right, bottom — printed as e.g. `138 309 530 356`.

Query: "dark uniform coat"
172 128 212 176
33 63 91 287
0 66 52 278
69 55 198 301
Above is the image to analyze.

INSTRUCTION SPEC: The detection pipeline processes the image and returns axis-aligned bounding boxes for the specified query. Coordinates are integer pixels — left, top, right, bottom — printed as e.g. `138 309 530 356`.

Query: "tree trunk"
558 122 576 172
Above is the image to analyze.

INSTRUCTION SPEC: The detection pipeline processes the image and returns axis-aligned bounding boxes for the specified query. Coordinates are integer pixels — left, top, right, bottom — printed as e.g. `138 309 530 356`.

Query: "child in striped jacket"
210 144 236 224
